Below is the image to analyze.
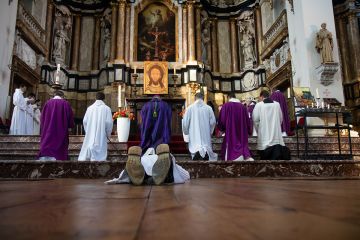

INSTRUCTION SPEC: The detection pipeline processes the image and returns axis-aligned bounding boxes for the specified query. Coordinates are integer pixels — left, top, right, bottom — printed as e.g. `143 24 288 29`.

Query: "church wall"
217 20 232 73
79 16 95 72
0 0 19 121
287 0 344 104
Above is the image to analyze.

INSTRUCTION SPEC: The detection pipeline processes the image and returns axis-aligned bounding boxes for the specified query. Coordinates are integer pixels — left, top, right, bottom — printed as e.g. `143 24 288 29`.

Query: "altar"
127 97 185 137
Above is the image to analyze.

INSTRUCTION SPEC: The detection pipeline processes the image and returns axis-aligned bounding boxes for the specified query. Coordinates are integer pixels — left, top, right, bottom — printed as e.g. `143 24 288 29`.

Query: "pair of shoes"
125 144 171 186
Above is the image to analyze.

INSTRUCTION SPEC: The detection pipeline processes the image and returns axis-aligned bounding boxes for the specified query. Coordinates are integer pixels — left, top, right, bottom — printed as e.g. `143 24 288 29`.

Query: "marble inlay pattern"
0 160 359 179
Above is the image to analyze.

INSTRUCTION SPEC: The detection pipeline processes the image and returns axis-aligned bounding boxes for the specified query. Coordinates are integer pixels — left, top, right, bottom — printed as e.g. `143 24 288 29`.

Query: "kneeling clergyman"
106 96 190 185
78 92 113 161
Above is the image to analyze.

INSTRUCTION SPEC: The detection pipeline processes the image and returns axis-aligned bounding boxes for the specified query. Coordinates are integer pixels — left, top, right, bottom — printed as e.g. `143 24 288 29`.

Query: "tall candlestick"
316 88 320 99
118 84 122 108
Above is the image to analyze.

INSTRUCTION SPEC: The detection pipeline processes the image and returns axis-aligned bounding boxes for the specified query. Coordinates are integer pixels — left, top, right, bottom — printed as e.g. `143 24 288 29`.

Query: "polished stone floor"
0 178 360 240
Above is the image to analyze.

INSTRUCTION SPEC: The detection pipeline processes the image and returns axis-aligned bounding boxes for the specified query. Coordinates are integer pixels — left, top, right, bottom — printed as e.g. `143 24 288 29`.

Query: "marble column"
182 7 188 63
347 13 360 80
45 1 54 62
71 15 81 70
124 5 131 63
110 2 117 62
230 19 239 73
195 5 202 62
92 16 101 70
336 16 350 83
254 4 263 64
187 0 196 62
116 0 126 61
211 19 219 72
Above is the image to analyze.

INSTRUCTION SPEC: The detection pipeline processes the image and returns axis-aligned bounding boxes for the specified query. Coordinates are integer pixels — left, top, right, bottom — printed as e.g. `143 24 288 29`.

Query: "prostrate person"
270 89 291 136
106 96 190 186
38 91 74 160
140 95 172 152
32 100 41 135
78 92 113 161
9 84 27 135
182 92 217 161
24 93 36 135
253 90 289 160
218 93 253 161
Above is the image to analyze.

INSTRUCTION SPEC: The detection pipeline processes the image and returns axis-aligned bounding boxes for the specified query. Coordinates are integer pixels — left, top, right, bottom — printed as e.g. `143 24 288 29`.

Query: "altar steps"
0 136 359 161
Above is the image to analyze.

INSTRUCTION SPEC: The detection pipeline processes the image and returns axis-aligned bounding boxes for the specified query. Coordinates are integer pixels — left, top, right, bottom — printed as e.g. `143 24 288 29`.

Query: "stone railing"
263 10 287 49
17 3 45 43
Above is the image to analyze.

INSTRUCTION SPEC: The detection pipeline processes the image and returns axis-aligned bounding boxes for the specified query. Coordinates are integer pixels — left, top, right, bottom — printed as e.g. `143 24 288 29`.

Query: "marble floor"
0 178 359 240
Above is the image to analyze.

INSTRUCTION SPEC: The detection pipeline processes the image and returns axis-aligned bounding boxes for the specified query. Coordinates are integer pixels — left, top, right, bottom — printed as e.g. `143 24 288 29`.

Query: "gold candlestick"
172 74 179 96
131 73 138 98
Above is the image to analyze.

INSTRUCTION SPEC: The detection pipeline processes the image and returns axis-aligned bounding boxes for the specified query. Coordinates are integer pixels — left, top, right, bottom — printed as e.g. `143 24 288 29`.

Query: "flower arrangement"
113 109 135 120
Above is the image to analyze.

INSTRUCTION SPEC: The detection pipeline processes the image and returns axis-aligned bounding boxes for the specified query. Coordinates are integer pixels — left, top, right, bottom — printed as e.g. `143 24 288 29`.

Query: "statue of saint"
241 31 255 63
315 23 334 63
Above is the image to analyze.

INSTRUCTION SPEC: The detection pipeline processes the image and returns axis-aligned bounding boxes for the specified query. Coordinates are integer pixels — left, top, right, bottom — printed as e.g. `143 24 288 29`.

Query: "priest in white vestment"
33 100 41 135
24 93 36 135
78 92 113 161
182 92 217 161
9 85 27 135
252 90 285 159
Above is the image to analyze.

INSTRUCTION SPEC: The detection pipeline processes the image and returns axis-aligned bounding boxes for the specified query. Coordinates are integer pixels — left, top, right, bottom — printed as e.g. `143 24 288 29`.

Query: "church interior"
0 0 360 239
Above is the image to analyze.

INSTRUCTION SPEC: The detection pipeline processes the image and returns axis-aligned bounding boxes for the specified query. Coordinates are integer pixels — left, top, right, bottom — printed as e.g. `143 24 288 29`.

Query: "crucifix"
148 27 166 61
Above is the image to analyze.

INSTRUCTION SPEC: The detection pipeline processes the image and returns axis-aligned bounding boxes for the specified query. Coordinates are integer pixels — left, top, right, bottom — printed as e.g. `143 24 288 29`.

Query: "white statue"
315 23 334 63
241 31 256 63
101 11 111 62
52 6 72 65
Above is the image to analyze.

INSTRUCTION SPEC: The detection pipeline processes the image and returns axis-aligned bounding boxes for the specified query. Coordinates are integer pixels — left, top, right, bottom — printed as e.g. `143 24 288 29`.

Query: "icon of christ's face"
150 68 161 85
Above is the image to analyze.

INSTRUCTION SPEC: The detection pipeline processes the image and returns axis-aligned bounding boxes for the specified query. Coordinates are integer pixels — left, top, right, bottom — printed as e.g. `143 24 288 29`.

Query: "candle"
321 101 324 108
316 88 320 99
311 102 314 108
124 98 127 109
134 66 137 74
173 67 176 75
287 88 291 98
55 75 59 84
118 84 122 108
57 63 60 72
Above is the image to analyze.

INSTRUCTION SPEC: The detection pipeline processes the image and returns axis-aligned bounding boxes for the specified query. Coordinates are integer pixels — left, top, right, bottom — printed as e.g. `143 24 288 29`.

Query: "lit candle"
316 88 320 99
287 88 291 98
118 84 122 108
134 66 137 74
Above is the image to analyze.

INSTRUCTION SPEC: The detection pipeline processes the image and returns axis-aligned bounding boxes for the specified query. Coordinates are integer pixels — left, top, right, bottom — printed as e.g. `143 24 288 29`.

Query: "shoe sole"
153 144 171 185
125 146 144 186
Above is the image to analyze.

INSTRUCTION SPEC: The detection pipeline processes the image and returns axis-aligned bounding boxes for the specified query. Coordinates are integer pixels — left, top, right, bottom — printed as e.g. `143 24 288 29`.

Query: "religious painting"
293 87 314 106
144 61 168 95
137 3 176 61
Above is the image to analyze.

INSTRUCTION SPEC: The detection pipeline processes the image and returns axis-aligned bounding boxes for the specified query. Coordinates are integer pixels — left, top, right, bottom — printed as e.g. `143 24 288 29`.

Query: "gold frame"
134 0 179 62
144 61 169 95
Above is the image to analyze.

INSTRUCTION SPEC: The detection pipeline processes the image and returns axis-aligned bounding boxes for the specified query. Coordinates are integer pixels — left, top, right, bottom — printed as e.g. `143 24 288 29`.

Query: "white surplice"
24 98 34 135
78 100 113 161
182 99 217 160
9 89 27 135
252 100 285 150
33 105 41 135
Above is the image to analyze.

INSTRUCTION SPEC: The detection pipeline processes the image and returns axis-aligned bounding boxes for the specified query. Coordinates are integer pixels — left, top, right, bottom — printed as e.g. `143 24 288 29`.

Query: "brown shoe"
152 144 171 185
125 146 144 186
